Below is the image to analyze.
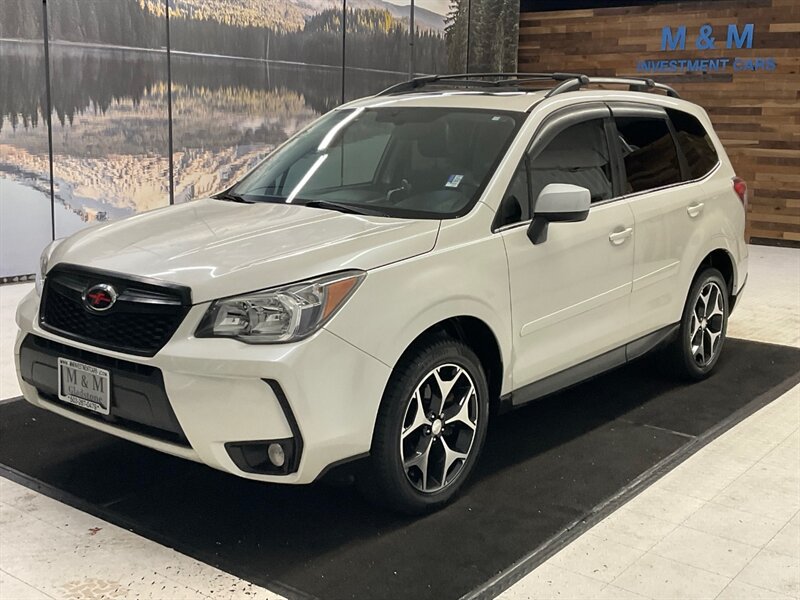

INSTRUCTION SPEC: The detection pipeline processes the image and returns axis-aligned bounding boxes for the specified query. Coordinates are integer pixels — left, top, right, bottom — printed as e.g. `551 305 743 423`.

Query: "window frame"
492 102 623 233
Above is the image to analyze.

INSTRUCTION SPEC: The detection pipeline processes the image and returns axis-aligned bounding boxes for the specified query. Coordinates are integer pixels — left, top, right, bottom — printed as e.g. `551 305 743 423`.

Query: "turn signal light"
732 177 748 208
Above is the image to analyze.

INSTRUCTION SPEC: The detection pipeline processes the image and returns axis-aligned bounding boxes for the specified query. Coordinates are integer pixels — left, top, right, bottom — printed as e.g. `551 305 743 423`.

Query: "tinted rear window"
616 116 682 194
667 108 719 180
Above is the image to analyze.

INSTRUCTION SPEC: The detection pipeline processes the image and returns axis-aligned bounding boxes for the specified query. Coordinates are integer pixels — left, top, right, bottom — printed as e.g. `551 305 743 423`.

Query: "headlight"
196 271 365 343
35 239 63 296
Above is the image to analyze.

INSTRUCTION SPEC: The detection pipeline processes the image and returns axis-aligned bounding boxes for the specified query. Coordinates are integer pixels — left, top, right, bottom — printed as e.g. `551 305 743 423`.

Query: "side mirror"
527 184 591 245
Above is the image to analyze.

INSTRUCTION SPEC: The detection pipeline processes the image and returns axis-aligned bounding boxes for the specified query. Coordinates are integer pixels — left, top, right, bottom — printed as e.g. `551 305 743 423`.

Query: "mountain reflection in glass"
0 0 518 277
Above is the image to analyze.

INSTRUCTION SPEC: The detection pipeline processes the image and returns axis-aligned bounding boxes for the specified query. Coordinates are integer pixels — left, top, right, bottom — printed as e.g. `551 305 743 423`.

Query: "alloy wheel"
689 281 725 367
399 363 479 494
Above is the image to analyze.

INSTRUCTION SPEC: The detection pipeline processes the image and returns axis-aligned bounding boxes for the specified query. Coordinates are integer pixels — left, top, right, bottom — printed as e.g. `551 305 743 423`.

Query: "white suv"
15 73 748 514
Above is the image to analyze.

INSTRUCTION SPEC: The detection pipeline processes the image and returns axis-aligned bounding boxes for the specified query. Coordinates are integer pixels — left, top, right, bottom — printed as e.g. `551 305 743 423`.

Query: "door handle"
687 202 705 218
609 227 633 245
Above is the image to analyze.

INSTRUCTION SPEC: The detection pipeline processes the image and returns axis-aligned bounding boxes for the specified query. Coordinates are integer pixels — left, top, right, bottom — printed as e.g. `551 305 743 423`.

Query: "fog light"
225 438 297 474
267 443 285 467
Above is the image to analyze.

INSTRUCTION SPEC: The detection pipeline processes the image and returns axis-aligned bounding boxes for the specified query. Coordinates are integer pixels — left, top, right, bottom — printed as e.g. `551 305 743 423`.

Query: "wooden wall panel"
518 0 800 244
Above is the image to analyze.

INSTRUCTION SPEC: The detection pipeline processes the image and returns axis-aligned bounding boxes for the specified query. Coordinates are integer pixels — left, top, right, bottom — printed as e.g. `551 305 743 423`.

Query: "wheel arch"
393 316 505 412
694 247 736 298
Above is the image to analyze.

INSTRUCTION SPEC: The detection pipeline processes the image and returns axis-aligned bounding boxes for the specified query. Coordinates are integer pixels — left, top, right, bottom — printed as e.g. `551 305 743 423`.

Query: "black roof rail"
376 72 585 96
376 72 681 99
545 75 681 98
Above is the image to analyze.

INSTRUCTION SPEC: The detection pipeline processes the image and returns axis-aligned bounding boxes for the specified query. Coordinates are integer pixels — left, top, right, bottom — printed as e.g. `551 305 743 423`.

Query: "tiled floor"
726 245 800 348
499 388 800 600
0 477 282 599
1 245 798 600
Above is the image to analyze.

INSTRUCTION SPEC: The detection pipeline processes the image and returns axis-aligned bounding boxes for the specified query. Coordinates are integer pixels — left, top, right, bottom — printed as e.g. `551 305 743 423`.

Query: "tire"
360 335 490 514
665 267 729 380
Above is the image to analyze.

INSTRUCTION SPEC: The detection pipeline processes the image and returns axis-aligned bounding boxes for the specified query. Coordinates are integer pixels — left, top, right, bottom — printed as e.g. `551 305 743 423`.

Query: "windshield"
229 107 523 218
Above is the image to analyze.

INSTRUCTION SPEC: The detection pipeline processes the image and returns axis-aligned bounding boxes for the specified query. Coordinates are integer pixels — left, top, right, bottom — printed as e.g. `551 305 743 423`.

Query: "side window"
667 108 719 180
529 119 613 205
615 116 682 193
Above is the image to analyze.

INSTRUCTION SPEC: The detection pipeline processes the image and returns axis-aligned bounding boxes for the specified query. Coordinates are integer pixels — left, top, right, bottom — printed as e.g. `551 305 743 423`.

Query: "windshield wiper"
215 191 253 203
302 200 389 217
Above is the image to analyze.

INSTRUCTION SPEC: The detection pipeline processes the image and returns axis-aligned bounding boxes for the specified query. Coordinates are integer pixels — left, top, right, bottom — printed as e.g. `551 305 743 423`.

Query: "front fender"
325 232 513 395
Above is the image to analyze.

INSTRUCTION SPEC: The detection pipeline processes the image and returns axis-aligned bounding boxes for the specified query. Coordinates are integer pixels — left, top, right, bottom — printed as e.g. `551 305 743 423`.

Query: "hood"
50 199 440 303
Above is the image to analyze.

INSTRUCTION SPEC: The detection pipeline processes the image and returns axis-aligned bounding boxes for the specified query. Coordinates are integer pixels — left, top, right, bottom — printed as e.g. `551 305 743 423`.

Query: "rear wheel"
666 268 729 380
361 336 489 514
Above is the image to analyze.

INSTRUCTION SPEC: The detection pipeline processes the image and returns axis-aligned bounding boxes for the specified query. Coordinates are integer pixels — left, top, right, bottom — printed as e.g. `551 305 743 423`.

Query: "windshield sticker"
446 174 464 188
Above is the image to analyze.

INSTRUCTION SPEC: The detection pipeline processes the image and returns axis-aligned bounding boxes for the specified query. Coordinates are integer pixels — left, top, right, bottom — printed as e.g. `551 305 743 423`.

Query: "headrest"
535 121 609 168
534 148 609 169
416 119 449 158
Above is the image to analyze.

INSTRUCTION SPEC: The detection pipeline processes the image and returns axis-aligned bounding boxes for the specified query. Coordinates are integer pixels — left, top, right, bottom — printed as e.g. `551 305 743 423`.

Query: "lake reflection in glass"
0 38 53 277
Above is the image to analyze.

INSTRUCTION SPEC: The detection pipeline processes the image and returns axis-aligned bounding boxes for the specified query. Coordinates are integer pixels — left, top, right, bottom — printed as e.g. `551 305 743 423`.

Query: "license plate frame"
57 357 111 415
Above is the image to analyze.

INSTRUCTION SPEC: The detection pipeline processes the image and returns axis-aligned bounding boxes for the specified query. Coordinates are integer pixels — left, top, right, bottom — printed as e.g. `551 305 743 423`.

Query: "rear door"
608 103 699 336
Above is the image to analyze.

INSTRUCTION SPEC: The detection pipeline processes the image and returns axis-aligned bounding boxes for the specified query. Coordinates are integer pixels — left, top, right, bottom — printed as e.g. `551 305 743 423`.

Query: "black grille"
40 264 191 357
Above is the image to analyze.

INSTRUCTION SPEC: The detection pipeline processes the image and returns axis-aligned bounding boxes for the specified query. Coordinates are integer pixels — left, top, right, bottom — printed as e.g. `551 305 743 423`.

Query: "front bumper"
14 289 391 484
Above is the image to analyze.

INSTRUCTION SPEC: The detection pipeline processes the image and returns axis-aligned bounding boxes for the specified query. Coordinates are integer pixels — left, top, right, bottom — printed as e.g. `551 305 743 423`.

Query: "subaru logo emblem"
82 284 118 312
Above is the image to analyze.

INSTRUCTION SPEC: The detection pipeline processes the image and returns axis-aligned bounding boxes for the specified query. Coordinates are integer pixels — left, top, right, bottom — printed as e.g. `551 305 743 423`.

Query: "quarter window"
615 116 682 194
667 109 719 180
529 119 613 204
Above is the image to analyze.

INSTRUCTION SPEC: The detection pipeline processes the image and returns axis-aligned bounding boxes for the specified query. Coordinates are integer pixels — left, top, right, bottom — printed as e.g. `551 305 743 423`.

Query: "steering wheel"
385 178 413 204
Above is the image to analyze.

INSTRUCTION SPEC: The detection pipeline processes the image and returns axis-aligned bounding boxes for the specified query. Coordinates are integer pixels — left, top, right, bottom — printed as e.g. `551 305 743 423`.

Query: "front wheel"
666 267 729 380
361 336 490 514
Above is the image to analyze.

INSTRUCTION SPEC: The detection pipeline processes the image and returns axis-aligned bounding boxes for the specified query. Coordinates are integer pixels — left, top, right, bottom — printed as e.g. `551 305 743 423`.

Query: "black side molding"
626 324 679 362
500 323 679 411
314 452 371 485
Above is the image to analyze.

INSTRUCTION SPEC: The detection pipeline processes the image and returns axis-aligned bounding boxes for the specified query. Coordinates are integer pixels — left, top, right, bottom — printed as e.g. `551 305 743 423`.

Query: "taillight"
732 177 748 207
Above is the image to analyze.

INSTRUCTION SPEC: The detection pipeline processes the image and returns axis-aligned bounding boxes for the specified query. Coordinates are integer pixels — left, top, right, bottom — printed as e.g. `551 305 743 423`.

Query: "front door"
499 106 636 394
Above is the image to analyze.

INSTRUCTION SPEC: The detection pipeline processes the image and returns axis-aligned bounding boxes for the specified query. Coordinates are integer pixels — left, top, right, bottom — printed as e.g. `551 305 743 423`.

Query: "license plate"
57 358 111 415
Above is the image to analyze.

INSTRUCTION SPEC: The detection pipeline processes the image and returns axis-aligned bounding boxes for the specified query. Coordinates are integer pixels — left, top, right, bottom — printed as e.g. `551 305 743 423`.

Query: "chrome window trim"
494 219 532 233
616 160 721 202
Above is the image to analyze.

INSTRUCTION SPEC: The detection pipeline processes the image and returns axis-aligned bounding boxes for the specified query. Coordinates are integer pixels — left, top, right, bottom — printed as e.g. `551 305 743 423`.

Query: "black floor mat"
1 339 798 600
